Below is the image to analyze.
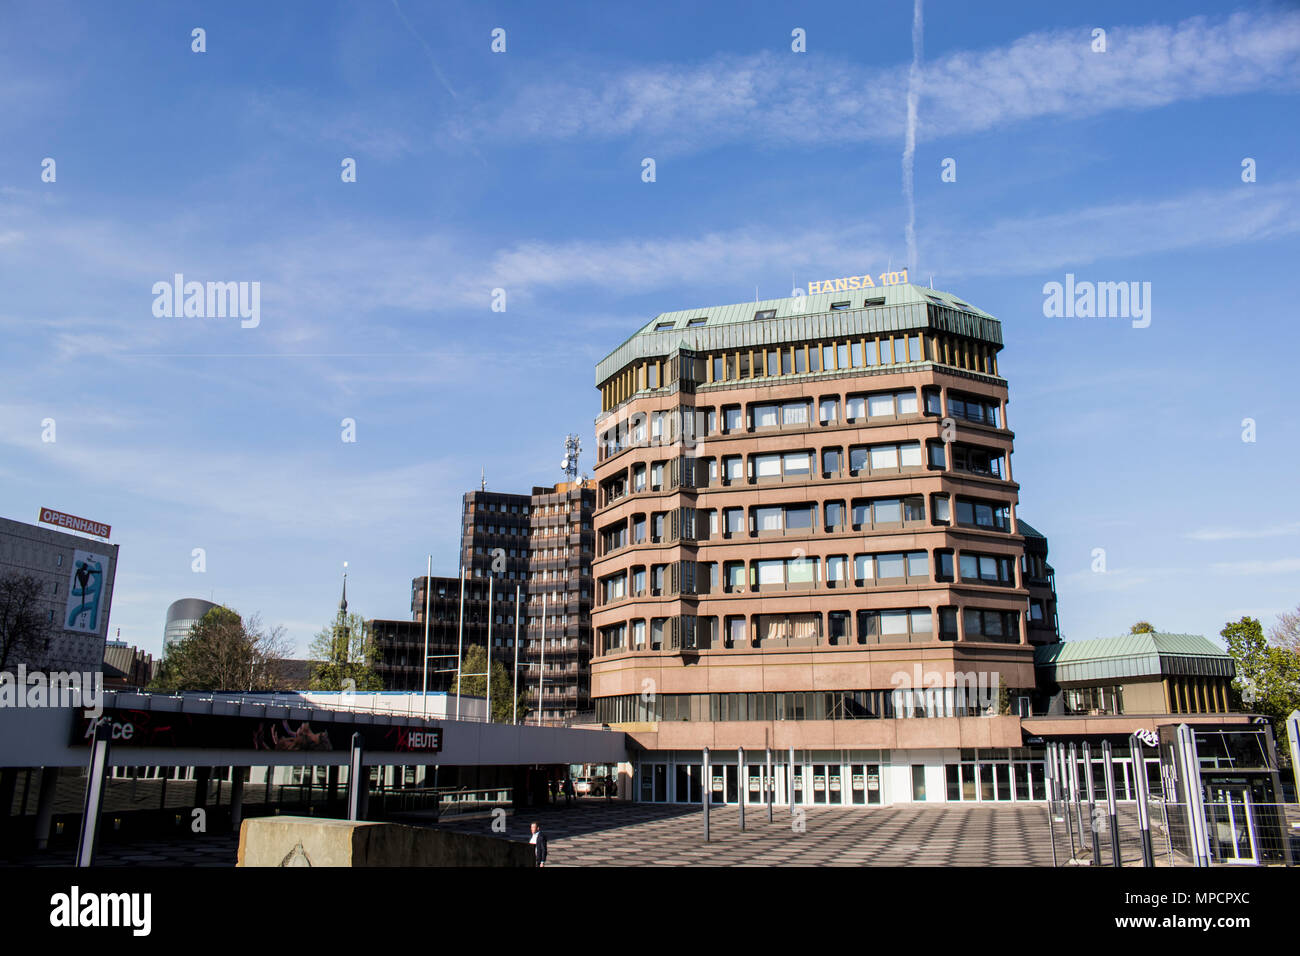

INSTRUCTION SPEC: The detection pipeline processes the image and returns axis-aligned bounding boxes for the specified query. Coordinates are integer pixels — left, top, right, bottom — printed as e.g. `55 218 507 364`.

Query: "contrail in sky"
903 0 923 272
391 0 458 99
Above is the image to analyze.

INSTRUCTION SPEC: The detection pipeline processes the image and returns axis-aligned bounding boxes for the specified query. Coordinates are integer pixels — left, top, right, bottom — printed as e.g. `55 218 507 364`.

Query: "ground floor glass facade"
632 746 1164 805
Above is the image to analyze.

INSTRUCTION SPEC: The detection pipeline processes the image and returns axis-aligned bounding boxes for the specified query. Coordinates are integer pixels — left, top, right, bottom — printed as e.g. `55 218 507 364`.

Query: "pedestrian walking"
530 821 548 867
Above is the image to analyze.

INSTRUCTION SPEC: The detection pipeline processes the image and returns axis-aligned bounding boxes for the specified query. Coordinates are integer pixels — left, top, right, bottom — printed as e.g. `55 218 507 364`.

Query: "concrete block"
237 816 532 867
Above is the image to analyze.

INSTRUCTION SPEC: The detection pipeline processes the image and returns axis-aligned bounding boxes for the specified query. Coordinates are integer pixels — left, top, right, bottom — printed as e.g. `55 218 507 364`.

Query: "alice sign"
808 268 909 295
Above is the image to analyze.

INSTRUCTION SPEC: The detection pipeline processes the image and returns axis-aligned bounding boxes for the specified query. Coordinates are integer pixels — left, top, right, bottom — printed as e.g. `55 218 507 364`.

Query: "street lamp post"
513 585 521 724
454 568 465 720
421 556 431 718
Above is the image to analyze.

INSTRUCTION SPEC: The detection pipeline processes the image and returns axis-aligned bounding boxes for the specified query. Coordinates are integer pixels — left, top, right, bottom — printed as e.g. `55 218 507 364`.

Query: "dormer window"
754 309 776 320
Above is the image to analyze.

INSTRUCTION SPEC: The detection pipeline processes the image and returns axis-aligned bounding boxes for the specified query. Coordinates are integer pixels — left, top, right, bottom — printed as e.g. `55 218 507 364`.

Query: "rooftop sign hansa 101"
808 268 909 295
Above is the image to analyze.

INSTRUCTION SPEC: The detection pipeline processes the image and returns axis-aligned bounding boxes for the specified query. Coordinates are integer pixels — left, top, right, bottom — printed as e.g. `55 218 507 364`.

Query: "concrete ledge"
237 816 532 867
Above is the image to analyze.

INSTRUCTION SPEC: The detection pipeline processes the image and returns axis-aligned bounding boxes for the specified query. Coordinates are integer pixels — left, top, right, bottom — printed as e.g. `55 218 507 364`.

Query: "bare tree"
151 606 292 692
242 613 293 690
0 573 51 671
1269 604 1300 655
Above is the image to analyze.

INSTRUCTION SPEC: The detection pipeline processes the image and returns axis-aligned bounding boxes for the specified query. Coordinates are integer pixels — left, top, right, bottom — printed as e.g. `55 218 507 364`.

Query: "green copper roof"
1035 633 1235 684
636 282 994 335
595 283 1002 386
1016 519 1046 540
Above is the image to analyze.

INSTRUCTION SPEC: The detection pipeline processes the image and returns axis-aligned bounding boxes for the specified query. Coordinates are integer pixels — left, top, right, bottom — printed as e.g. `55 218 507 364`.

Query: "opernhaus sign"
38 507 110 539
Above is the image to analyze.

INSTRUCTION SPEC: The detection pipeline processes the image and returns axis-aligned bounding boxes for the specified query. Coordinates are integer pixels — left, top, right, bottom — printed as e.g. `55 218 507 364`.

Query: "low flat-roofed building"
1034 632 1236 717
102 639 158 690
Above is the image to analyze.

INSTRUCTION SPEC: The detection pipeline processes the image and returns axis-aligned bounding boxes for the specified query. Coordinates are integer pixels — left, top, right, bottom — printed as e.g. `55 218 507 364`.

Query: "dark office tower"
459 481 596 724
371 576 493 695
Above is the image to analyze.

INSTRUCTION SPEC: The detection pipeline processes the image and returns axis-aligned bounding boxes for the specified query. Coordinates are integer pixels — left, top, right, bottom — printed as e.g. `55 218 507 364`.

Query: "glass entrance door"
848 764 882 804
675 764 702 803
827 764 844 804
912 764 927 801
746 765 765 804
865 765 882 804
850 764 867 804
1207 785 1258 864
812 764 829 804
707 764 738 806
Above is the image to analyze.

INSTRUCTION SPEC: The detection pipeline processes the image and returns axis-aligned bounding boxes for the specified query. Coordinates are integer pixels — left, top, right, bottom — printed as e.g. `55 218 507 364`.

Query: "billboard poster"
65 549 109 634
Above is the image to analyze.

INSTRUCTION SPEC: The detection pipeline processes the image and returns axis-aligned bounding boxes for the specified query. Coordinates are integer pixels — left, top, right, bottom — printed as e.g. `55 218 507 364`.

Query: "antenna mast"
560 434 582 483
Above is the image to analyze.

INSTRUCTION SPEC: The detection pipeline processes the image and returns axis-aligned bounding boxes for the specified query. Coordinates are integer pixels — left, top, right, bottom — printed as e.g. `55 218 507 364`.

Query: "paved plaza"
5 800 1062 867
441 801 1060 867
17 799 1293 867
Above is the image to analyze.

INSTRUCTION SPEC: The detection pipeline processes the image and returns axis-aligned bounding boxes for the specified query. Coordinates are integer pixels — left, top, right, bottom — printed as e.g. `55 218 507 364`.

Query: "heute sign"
38 507 111 539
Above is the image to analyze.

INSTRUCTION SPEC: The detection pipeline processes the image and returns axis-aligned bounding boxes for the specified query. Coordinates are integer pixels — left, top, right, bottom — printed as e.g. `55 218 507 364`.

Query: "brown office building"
588 283 1250 805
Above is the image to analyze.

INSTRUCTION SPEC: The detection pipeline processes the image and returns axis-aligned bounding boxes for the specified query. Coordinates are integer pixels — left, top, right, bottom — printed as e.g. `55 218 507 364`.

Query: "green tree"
1222 615 1300 760
1224 616 1267 704
1129 621 1156 634
1265 605 1300 763
308 611 382 692
151 606 290 692
448 644 529 723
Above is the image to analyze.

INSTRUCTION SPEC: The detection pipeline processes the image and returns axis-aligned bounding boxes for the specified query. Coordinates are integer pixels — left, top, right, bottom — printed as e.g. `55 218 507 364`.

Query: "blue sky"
2 0 1298 657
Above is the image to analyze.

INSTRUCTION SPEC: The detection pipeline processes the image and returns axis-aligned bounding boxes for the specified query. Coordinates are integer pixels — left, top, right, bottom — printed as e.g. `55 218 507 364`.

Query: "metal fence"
1042 737 1298 867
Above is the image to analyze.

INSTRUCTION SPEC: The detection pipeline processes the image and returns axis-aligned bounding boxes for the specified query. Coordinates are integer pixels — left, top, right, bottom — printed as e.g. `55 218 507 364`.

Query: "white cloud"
245 91 418 162
932 181 1300 278
450 11 1300 154
480 180 1300 295
1186 521 1300 542
0 403 465 537
1209 558 1300 576
3 176 1297 361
